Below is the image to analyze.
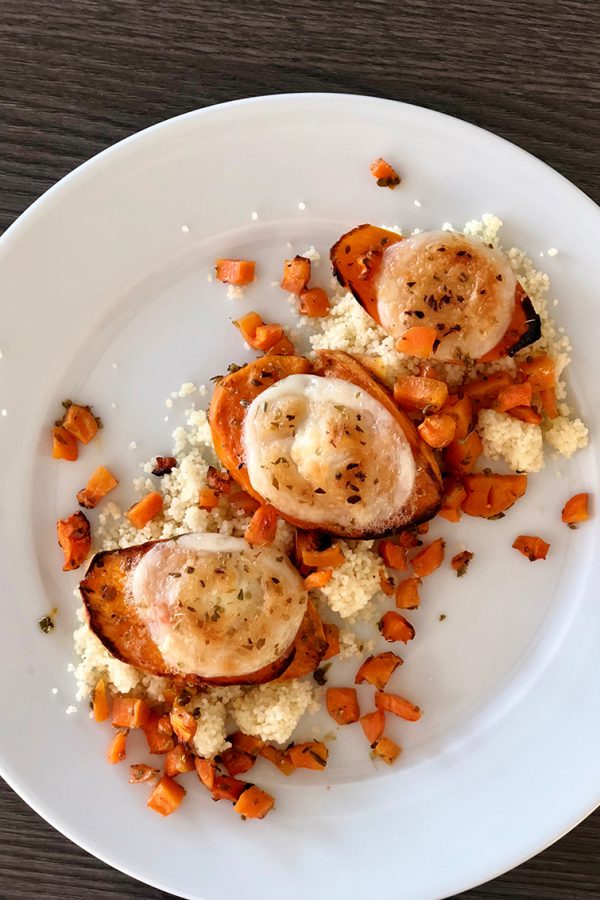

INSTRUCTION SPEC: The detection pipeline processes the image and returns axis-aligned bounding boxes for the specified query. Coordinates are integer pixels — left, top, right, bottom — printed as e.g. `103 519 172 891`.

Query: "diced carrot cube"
233 311 264 347
418 413 457 449
562 492 590 527
195 757 217 791
229 732 265 757
244 504 278 547
302 543 344 568
264 334 296 356
56 511 91 571
62 404 99 444
220 748 256 777
360 710 385 745
395 327 438 359
107 731 127 764
443 395 472 440
287 741 329 770
142 712 175 754
164 744 195 776
126 491 163 528
393 375 449 412
229 490 261 515
411 538 445 578
304 569 334 589
325 687 360 725
52 425 78 461
518 354 555 391
259 745 295 776
281 256 311 294
395 577 421 609
373 737 402 764
512 535 550 561
496 382 532 412
444 431 483 476
379 611 415 644
370 157 401 188
508 405 542 425
147 775 186 816
199 487 220 509
215 258 256 286
93 678 110 723
77 465 118 509
169 705 197 743
299 287 330 318
253 323 284 351
233 785 274 819
355 652 403 690
111 696 150 729
375 692 422 721
378 540 407 571
212 775 249 802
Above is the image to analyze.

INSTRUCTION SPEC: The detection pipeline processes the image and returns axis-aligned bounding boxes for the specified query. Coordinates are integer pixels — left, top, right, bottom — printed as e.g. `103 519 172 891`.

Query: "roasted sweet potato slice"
79 538 323 685
209 355 312 500
331 227 541 362
330 224 402 326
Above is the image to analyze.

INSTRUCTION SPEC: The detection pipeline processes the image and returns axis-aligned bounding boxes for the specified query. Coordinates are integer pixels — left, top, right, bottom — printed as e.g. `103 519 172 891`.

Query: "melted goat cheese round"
375 230 517 361
129 533 307 678
243 374 416 531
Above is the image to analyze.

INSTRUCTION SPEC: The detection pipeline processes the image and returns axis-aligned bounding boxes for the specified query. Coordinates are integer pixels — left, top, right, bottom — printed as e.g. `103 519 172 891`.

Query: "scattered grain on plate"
547 247 558 256
478 409 544 473
165 398 173 408
251 211 258 221
1 409 6 417
414 200 422 207
112 362 118 369
66 706 77 715
298 201 306 210
51 688 58 695
111 402 117 409
227 285 245 300
181 225 190 233
206 273 213 282
128 441 138 451
300 246 321 263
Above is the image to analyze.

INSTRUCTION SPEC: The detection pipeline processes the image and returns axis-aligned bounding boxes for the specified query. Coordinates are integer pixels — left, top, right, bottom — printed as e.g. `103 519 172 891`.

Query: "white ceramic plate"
0 93 598 900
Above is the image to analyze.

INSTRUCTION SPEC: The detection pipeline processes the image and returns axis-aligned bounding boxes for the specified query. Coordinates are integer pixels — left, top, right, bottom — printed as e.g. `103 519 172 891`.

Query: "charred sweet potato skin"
330 224 402 325
80 539 325 685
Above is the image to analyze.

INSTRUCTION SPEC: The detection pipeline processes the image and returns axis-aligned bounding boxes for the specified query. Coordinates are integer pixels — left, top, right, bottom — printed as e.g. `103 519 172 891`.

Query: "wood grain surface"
1 0 599 897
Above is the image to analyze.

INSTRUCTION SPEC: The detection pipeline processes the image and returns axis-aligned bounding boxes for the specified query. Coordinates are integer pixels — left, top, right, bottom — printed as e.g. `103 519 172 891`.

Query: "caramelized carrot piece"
52 425 78 461
508 405 542 425
411 538 445 578
373 736 402 764
444 431 483 476
198 486 220 509
304 569 333 589
206 465 232 494
322 622 340 660
229 732 265 757
302 543 345 568
438 477 467 523
244 504 278 547
518 354 555 391
370 157 401 188
360 710 385 745
462 473 527 518
265 333 296 356
195 757 217 791
233 785 274 819
395 327 439 359
462 372 514 408
443 395 473 440
142 712 175 754
418 413 457 449
147 775 186 816
212 775 249 802
62 404 99 444
395 577 421 609
229 490 261 515
378 540 407 571
375 692 422 722
56 511 91 571
355 652 403 690
398 531 421 549
562 493 590 527
252 323 284 351
170 705 197 743
215 258 256 286
393 375 449 412
379 611 415 644
259 745 295 776
107 731 127 764
496 382 532 412
288 741 329 770
220 748 256 777
111 696 150 729
77 466 118 509
326 687 360 725
281 256 311 294
129 763 159 783
233 311 264 347
540 387 559 419
164 744 195 776
126 491 163 528
451 550 474 576
92 678 110 723
299 287 330 318
512 535 550 561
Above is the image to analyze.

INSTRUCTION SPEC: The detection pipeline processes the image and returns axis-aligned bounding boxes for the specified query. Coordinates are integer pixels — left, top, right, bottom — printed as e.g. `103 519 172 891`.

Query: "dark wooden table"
1 1 599 896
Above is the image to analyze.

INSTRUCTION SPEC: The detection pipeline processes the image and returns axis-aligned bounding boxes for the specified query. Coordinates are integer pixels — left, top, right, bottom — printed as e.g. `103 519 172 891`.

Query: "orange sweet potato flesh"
80 540 324 685
355 652 403 690
330 224 402 325
478 284 542 362
209 355 312 501
210 350 442 538
233 785 274 819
